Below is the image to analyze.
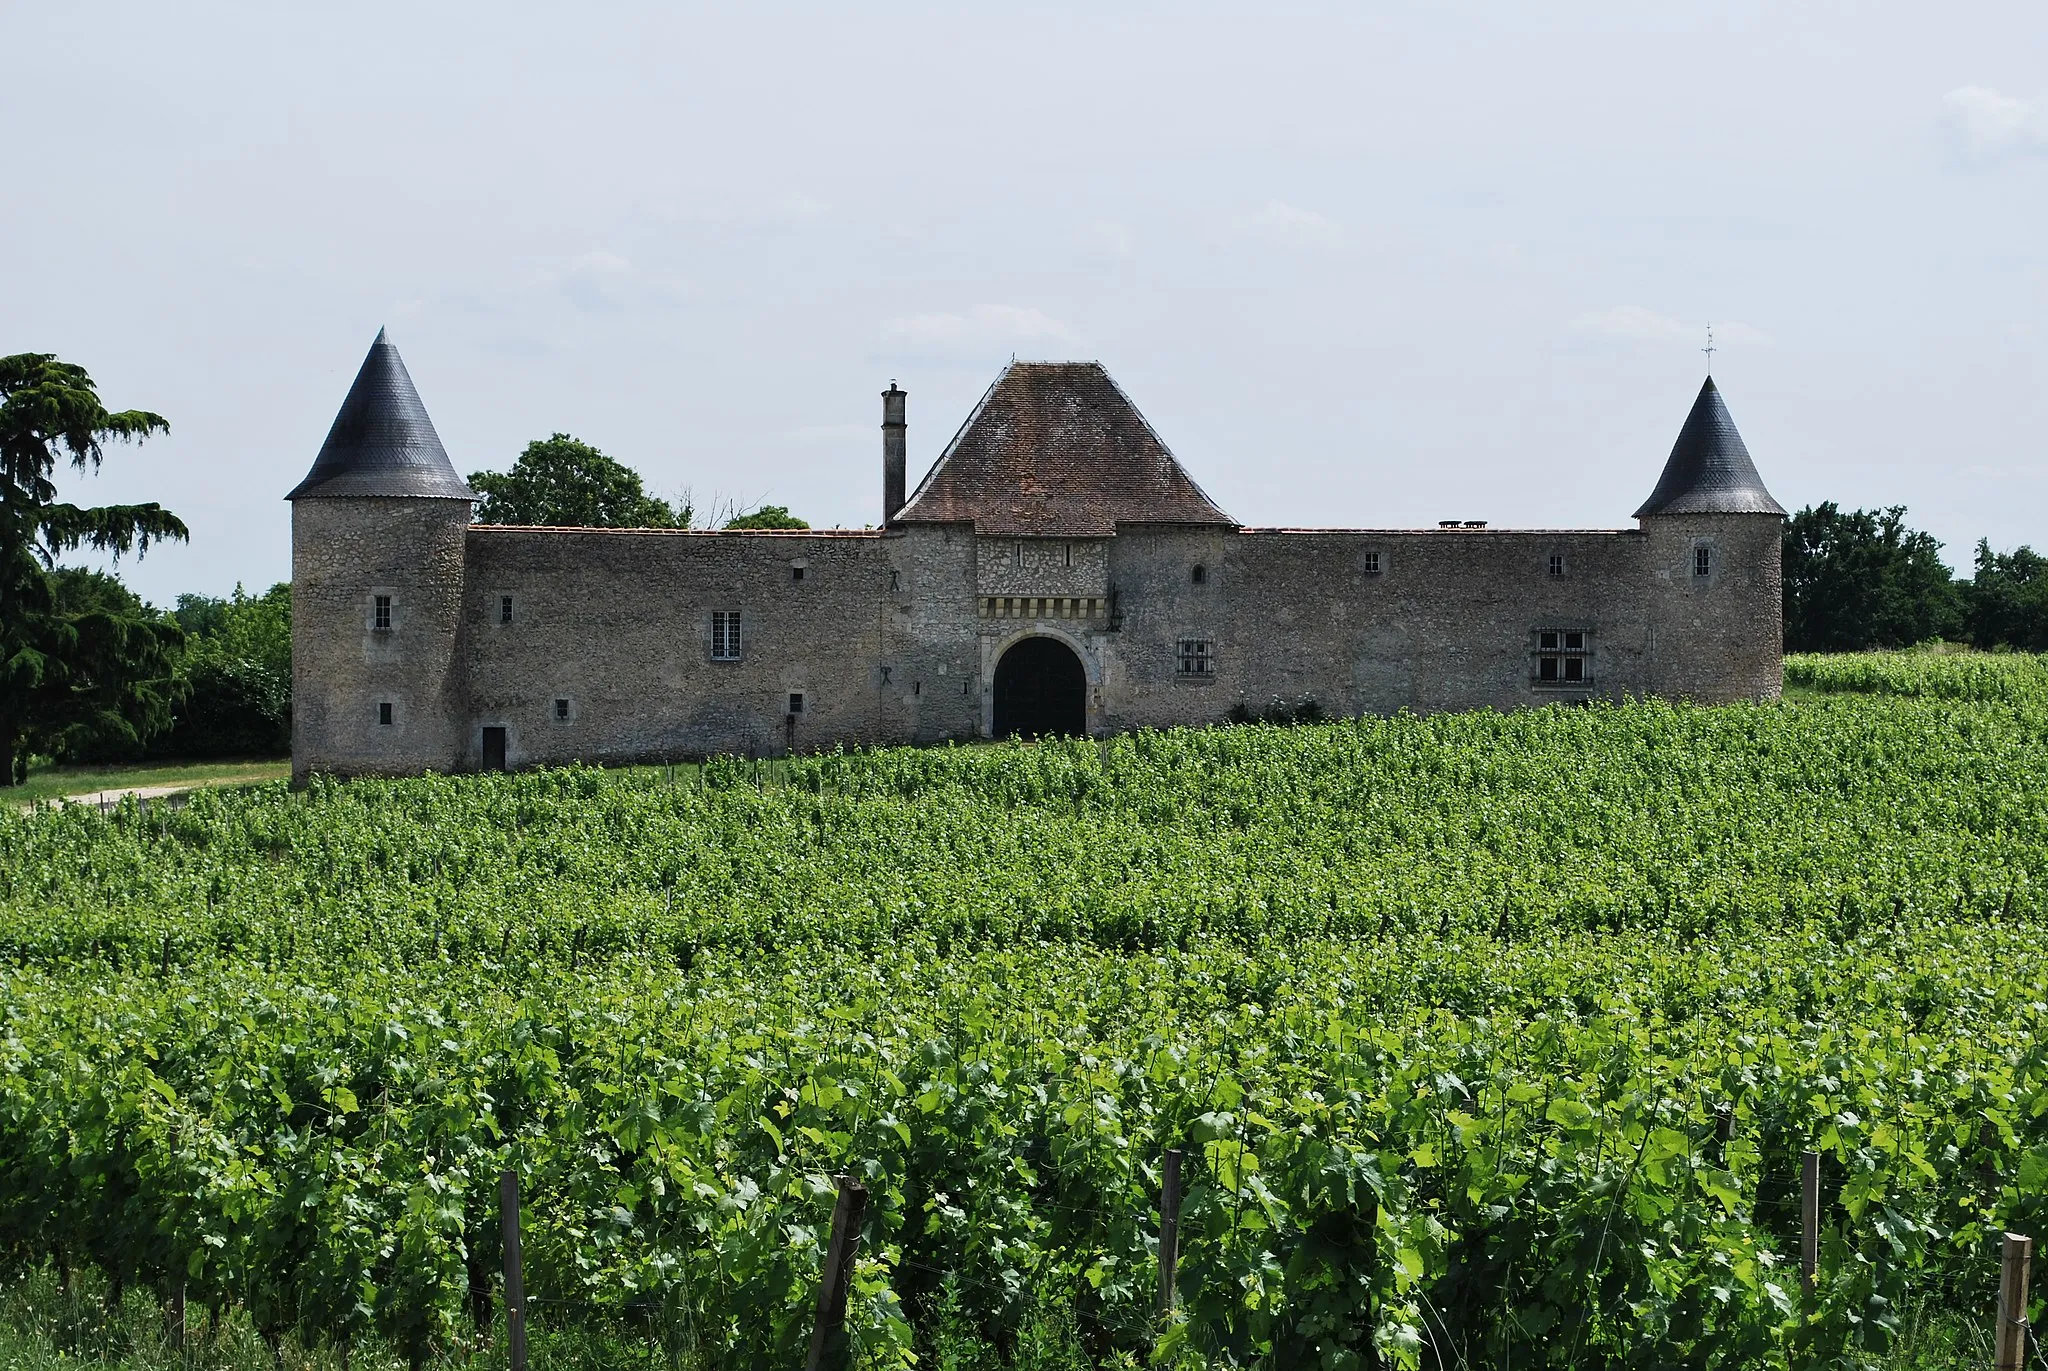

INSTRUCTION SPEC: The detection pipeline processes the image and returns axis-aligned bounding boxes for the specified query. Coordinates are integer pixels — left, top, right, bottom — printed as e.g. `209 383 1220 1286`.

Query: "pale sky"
7 2 2046 603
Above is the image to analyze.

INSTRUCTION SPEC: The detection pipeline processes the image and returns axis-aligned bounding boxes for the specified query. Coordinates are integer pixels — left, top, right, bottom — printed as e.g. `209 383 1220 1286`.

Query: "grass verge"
5 758 289 806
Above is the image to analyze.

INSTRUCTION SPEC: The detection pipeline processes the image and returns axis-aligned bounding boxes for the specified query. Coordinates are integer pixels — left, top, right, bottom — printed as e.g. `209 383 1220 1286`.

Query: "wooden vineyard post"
500 1170 528 1371
1158 1147 1183 1317
1800 1150 1820 1299
806 1175 868 1371
1995 1232 2033 1371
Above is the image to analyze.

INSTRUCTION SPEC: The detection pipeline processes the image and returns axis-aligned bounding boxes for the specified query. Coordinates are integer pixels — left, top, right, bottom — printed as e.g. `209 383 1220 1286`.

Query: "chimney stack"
881 381 907 525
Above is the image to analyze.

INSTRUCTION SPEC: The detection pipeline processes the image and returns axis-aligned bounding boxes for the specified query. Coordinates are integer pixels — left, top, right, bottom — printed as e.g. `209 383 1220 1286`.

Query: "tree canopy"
1781 503 1964 652
0 353 186 783
469 434 690 528
723 504 809 530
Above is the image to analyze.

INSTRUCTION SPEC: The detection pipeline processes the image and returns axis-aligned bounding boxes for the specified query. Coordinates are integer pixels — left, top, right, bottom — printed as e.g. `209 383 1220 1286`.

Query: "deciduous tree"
469 434 689 528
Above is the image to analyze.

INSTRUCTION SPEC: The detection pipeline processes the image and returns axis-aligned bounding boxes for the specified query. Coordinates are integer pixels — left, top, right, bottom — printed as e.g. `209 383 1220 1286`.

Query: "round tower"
1634 375 1785 701
286 329 474 780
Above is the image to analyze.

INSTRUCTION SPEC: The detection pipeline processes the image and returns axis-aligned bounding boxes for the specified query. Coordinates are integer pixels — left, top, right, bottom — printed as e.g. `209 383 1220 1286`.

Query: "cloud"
1223 199 1342 251
880 304 1078 351
1568 307 1771 349
1942 86 2048 161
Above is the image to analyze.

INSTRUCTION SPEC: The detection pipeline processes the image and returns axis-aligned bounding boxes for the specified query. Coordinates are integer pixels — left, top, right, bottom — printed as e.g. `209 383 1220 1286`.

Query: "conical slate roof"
895 361 1234 536
1634 376 1784 518
286 330 475 501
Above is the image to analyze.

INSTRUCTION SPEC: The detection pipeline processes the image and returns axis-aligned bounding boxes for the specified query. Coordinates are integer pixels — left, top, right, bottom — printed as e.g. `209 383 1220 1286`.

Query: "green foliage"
5 675 2048 1366
154 583 292 759
13 568 183 769
1966 540 2048 651
1782 504 1964 651
0 353 184 784
469 435 689 529
723 504 808 530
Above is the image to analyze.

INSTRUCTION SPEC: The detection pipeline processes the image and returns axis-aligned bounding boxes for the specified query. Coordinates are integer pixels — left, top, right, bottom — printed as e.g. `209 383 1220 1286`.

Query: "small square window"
1548 553 1565 578
711 610 742 661
1694 546 1712 578
788 692 805 714
373 594 392 631
554 698 570 720
1176 639 1216 677
1539 631 1559 652
1563 631 1584 651
791 566 805 583
1362 551 1381 575
378 701 393 726
500 595 514 625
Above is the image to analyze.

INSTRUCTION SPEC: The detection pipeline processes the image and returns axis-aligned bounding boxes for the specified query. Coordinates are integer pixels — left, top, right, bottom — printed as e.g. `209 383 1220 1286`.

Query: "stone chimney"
881 381 906 525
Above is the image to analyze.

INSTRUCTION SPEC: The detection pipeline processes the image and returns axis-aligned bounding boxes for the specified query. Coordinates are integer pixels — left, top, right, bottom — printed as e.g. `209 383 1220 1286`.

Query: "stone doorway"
992 637 1086 739
481 726 507 772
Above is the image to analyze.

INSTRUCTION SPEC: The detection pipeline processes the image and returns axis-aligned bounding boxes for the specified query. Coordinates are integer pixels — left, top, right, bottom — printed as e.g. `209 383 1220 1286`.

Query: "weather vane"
1702 324 1716 374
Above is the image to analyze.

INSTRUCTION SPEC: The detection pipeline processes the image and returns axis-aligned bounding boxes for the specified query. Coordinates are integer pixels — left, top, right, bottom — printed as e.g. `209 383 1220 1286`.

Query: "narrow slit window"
373 594 392 631
711 610 742 661
378 701 394 726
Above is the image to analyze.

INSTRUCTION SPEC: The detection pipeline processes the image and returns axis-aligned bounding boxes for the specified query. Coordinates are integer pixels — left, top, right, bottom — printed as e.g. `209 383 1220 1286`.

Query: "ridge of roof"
1634 376 1784 519
286 330 476 501
894 360 1235 536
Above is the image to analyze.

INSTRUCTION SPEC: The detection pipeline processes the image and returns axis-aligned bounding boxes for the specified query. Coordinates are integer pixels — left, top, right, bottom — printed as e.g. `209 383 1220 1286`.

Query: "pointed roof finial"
1701 323 1716 374
286 330 474 501
1634 376 1784 518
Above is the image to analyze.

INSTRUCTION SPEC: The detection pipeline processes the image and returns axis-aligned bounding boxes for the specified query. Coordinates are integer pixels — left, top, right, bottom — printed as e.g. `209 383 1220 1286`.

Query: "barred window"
373 594 393 631
554 698 570 720
711 610 742 661
1176 639 1216 677
1548 553 1565 578
499 595 514 625
1534 629 1591 686
1694 545 1712 578
1362 551 1381 575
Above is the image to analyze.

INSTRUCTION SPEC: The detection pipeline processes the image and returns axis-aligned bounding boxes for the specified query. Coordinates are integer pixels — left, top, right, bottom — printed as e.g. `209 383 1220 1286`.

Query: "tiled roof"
894 361 1235 535
286 329 476 501
1634 376 1785 518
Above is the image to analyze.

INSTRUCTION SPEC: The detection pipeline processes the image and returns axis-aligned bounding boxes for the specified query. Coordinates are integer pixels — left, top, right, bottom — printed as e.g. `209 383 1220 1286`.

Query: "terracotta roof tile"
895 361 1235 535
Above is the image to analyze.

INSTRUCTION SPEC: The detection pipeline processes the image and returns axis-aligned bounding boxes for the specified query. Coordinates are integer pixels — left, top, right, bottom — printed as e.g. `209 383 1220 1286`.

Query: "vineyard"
5 652 2048 1369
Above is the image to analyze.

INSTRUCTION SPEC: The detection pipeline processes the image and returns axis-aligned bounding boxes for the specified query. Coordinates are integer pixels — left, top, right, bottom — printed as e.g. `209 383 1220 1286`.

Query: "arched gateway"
993 637 1087 739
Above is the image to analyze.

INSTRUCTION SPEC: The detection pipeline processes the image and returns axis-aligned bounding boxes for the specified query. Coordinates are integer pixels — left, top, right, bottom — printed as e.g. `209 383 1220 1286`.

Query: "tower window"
373 594 392 631
500 595 514 625
554 698 570 721
1192 564 1207 585
788 692 805 714
1533 629 1592 687
1176 639 1216 677
1362 551 1381 575
378 701 394 726
711 610 742 661
1548 554 1565 578
1694 546 1712 578
791 566 805 583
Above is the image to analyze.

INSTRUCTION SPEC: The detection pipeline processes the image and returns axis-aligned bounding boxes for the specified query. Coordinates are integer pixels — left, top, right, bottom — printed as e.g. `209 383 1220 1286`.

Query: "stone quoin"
288 332 1784 780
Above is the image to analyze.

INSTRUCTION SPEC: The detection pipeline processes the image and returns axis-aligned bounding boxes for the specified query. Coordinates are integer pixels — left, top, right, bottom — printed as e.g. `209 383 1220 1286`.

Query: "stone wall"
291 497 471 782
292 507 1781 778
